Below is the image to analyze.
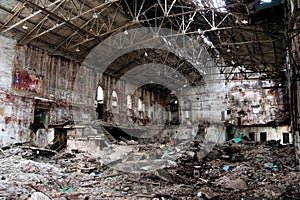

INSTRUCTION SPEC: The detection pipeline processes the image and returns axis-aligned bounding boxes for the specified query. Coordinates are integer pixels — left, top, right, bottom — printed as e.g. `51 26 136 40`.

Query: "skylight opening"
260 0 272 3
193 0 227 13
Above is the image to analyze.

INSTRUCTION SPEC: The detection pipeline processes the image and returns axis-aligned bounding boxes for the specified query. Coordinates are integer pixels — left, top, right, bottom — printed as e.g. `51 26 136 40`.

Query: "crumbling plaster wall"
0 33 290 147
0 33 84 146
227 79 288 126
0 34 194 146
0 35 33 146
178 81 227 124
159 62 229 144
224 78 291 144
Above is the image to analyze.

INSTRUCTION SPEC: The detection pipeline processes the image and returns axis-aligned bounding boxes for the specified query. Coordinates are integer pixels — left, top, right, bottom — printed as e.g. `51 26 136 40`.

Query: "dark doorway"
282 132 289 144
226 125 236 141
249 132 255 141
30 107 50 132
260 132 267 142
34 107 50 125
96 103 104 120
168 99 179 125
237 117 241 126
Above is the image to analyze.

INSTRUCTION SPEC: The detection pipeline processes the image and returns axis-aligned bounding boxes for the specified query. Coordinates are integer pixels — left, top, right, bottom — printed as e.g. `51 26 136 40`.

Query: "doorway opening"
34 107 50 126
282 132 289 144
260 132 267 142
249 132 255 141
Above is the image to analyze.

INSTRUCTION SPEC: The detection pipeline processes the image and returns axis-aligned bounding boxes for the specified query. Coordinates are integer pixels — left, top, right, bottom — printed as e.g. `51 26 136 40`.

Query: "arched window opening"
112 90 118 107
182 99 192 124
96 86 104 120
97 86 104 103
166 98 179 125
127 95 132 109
138 98 143 111
138 98 145 122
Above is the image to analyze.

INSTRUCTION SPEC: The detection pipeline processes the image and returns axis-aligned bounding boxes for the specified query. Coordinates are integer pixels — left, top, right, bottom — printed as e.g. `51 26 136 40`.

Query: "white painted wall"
0 34 17 146
235 125 292 144
0 34 15 90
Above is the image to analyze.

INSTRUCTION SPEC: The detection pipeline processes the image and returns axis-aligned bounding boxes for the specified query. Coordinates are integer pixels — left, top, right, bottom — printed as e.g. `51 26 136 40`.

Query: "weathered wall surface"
0 35 33 146
224 79 291 144
184 81 227 124
0 34 83 146
0 35 14 90
0 33 291 147
0 34 196 146
227 79 288 126
72 58 229 143
288 0 300 163
234 125 292 144
297 81 300 163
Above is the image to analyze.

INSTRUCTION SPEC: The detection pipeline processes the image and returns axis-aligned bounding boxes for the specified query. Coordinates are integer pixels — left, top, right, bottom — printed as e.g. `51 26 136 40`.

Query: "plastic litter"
232 138 241 143
59 188 74 192
223 165 230 171
161 150 170 159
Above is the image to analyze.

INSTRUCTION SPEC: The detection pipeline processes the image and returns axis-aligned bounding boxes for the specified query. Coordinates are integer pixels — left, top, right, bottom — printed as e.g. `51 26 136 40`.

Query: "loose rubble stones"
0 140 299 199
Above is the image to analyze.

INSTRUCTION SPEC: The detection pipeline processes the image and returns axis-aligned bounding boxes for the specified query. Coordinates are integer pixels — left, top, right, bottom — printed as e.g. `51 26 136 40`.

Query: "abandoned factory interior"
0 0 300 199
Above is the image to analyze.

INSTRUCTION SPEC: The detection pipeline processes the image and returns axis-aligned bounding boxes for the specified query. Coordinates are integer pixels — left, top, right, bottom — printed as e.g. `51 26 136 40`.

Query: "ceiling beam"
0 3 26 32
13 0 118 44
1 0 64 33
19 0 67 44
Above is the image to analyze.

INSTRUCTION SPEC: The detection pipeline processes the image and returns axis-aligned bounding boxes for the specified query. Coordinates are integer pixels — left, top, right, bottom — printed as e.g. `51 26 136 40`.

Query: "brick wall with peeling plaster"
0 35 34 146
1 34 225 146
224 78 292 144
227 80 288 126
0 33 292 147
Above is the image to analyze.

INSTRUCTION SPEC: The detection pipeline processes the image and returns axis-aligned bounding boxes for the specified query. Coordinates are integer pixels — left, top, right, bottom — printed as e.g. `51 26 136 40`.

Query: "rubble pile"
0 140 299 199
168 140 300 199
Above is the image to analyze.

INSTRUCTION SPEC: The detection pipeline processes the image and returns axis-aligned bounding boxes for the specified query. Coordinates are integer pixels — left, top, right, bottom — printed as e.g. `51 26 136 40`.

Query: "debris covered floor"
0 140 299 200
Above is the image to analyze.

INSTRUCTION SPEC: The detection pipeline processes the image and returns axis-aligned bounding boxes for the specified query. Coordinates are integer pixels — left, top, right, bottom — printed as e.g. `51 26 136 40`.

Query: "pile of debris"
0 139 299 199
167 140 300 199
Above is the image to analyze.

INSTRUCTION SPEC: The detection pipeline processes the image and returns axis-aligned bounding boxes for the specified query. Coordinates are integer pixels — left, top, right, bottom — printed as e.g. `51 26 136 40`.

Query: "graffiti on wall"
12 69 44 95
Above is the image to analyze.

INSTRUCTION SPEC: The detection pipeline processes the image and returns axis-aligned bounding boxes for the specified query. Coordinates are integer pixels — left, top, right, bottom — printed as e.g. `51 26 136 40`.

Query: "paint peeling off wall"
0 35 15 90
0 91 34 146
227 80 289 126
0 35 34 146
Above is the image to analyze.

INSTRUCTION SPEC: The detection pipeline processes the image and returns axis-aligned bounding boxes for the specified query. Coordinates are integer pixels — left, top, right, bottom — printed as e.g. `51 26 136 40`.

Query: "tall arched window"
138 98 143 111
127 95 132 109
96 86 104 120
97 86 104 103
183 98 191 122
112 90 118 107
